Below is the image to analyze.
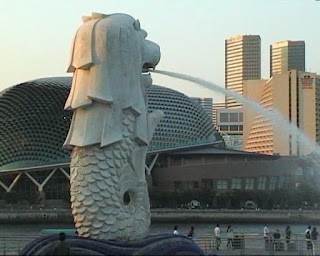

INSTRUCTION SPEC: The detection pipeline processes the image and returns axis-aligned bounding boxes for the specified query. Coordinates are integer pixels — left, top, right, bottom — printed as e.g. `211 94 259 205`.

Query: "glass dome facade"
0 77 223 169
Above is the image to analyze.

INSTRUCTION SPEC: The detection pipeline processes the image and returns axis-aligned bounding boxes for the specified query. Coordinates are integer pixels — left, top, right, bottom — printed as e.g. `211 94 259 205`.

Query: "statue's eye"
133 19 141 30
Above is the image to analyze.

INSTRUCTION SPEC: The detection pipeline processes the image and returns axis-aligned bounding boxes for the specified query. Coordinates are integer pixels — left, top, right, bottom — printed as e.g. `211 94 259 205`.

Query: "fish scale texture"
70 109 150 240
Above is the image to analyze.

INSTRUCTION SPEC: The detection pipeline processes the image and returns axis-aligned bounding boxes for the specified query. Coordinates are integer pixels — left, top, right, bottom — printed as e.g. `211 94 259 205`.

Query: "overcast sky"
0 0 319 102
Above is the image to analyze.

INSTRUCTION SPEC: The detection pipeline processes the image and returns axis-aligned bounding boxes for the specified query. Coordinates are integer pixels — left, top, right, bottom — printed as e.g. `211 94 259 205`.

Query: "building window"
230 125 238 131
231 177 242 189
170 156 182 166
245 178 255 190
220 113 229 122
193 181 199 189
174 181 182 191
183 156 194 165
217 179 228 190
202 179 213 189
269 176 278 190
220 125 229 131
239 125 243 131
258 176 267 190
230 113 238 122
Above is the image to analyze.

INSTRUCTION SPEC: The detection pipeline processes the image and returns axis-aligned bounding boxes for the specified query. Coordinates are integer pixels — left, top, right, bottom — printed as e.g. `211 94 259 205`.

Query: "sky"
0 0 319 102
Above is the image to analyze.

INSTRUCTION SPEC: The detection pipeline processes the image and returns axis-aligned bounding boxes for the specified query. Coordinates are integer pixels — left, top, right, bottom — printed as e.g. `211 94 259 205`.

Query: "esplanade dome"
0 77 223 169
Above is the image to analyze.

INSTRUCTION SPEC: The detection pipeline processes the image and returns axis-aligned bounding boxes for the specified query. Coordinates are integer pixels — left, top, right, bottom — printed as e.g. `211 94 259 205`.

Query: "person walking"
273 229 281 251
173 225 179 235
187 226 195 237
285 226 292 250
311 227 318 256
264 224 271 250
306 225 313 254
214 224 221 250
50 232 70 255
264 224 270 240
226 225 234 249
285 226 292 245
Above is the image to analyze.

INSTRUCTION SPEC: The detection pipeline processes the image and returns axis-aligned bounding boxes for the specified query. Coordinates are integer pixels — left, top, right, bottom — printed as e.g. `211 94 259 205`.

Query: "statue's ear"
133 19 140 30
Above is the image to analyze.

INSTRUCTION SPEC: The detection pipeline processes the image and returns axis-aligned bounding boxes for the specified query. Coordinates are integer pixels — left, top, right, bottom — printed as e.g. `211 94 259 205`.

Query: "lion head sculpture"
64 13 161 148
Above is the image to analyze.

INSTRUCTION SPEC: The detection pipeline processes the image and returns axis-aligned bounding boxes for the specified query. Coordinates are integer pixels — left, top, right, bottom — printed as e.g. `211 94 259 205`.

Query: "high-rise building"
225 35 261 108
191 97 213 122
243 70 320 156
270 40 305 77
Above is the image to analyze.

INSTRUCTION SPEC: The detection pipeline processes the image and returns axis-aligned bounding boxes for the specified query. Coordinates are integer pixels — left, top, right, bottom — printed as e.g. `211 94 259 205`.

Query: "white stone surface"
64 13 162 240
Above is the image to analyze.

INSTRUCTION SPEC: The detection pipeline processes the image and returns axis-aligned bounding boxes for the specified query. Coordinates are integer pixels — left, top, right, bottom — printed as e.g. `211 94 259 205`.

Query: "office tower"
270 40 305 77
243 70 320 156
225 35 261 108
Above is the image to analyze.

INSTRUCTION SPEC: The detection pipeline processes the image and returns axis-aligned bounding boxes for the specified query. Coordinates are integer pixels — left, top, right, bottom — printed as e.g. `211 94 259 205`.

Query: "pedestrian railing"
192 234 320 255
0 234 40 255
0 233 319 256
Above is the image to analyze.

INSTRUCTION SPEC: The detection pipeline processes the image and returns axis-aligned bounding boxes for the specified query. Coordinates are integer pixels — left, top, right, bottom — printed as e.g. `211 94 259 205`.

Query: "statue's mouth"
141 64 154 88
141 40 160 82
142 63 154 74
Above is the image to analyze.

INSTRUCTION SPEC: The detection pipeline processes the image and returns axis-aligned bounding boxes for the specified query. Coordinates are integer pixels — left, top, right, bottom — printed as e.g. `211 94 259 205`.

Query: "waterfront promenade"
193 235 316 255
0 233 318 255
0 208 319 224
152 208 320 224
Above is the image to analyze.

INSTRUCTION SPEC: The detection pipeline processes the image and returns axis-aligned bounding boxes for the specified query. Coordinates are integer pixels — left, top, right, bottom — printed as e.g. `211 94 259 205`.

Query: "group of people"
173 225 195 237
264 224 319 255
306 225 319 255
174 223 320 254
173 224 234 250
213 224 234 250
263 225 283 251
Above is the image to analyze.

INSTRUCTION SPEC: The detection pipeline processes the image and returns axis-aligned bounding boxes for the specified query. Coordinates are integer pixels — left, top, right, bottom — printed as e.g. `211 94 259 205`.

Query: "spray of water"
152 69 320 158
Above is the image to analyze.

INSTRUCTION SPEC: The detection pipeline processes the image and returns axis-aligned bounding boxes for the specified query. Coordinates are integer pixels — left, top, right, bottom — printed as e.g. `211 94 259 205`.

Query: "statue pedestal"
21 233 204 255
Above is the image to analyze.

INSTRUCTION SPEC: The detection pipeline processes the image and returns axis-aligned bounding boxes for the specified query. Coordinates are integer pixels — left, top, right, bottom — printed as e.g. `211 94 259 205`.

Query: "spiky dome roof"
0 77 222 169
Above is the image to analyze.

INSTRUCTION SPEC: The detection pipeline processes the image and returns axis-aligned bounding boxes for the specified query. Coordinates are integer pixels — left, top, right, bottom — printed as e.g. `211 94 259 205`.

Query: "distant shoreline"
0 208 319 224
151 209 320 224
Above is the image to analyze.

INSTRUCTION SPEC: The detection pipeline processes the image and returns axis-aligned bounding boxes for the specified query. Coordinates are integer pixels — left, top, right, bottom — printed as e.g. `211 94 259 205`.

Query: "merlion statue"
21 12 205 255
64 12 163 240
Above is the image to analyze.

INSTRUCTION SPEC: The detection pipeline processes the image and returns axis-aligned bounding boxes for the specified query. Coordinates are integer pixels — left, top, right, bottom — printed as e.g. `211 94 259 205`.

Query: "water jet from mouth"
152 69 320 159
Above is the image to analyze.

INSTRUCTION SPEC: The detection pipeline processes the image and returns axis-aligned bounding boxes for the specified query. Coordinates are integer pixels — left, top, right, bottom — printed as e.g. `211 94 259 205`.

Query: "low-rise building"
216 108 243 150
212 101 226 125
151 147 307 193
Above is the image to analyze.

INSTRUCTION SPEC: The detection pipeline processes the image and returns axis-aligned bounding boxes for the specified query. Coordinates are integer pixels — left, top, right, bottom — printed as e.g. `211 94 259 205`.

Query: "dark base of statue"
20 233 205 255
